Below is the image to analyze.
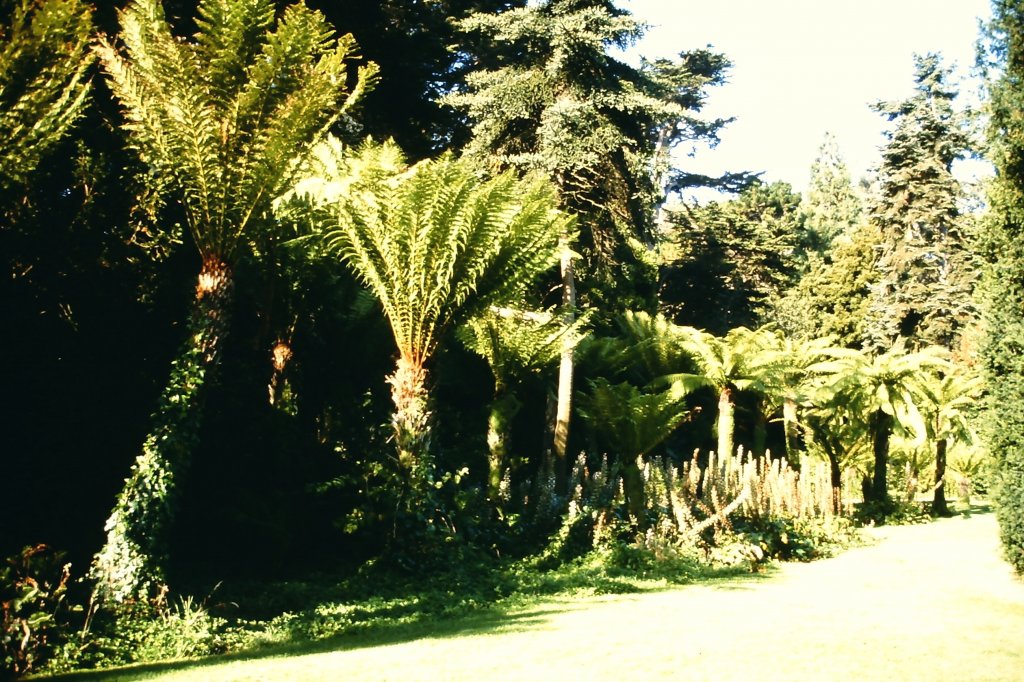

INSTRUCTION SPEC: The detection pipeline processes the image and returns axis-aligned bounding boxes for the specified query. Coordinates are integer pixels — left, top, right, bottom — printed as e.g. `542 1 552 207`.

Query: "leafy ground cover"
42 508 1023 681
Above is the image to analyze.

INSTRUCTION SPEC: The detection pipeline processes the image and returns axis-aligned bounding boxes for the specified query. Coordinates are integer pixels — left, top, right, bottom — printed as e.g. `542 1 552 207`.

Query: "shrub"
1 545 78 679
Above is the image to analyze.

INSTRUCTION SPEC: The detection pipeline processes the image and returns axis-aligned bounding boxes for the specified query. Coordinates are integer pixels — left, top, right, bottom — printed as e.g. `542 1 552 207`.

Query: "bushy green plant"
1 545 78 678
43 593 227 675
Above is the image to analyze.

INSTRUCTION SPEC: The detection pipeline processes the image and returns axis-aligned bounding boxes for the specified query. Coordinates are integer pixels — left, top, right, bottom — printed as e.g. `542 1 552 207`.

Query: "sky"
620 0 993 196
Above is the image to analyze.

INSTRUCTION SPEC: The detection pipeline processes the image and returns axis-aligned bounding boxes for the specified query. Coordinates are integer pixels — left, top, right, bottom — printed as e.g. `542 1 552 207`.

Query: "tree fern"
808 342 949 507
299 142 571 491
91 0 376 603
459 306 589 502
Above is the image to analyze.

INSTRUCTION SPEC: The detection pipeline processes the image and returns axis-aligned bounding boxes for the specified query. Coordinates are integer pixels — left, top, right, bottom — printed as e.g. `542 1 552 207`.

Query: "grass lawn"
45 509 1024 681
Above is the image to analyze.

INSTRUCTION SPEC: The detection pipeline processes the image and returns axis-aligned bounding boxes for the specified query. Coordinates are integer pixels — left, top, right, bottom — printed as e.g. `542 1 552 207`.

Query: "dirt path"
110 513 1024 681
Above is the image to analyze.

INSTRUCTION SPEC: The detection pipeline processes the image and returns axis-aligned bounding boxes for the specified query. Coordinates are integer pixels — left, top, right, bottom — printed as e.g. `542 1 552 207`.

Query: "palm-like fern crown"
673 324 790 394
458 307 588 383
315 146 572 366
808 342 950 443
578 378 691 458
0 0 92 190
96 0 377 263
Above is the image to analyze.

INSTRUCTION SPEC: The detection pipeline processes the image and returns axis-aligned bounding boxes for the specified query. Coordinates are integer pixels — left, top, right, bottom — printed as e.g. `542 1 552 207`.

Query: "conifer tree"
660 181 806 334
446 0 732 487
784 221 882 348
864 53 977 353
803 132 863 255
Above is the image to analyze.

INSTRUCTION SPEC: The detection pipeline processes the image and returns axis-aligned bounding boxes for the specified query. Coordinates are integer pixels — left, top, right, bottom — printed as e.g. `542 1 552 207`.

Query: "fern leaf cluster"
317 147 572 367
0 0 92 190
458 306 588 384
96 0 378 263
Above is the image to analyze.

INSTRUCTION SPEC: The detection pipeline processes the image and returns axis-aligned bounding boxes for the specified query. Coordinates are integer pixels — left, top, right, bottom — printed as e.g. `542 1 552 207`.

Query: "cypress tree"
979 0 1024 574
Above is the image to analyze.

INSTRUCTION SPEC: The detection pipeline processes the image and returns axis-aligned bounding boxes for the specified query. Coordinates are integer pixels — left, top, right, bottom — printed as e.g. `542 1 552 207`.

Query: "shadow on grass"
46 564 773 682
957 502 993 518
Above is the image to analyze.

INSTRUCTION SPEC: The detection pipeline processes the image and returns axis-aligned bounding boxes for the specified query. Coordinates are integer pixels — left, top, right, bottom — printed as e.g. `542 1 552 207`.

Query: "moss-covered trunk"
91 259 233 603
487 384 521 506
621 455 647 528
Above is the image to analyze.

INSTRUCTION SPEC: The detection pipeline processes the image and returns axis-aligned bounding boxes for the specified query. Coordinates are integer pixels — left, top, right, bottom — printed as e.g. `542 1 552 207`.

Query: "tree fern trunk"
716 387 734 460
622 455 647 529
932 437 950 516
552 241 575 496
389 354 432 488
783 397 799 461
487 385 521 506
752 405 768 459
829 452 842 514
91 259 233 604
870 409 893 504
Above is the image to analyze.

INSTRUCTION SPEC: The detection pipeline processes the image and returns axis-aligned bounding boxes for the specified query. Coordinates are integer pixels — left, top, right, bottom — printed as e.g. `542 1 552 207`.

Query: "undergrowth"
22 451 877 678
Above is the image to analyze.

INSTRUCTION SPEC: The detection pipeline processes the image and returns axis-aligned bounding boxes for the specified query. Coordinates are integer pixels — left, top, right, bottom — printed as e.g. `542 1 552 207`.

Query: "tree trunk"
91 258 233 604
782 397 800 461
621 454 647 529
870 409 893 504
716 387 734 460
932 437 950 516
752 404 768 460
829 452 843 514
487 385 522 506
552 240 575 496
388 354 432 482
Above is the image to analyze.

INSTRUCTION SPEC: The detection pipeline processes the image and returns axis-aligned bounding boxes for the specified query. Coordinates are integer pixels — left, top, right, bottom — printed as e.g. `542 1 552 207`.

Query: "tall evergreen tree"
783 221 882 348
446 0 732 486
864 53 977 353
660 180 806 334
979 0 1024 573
310 0 527 160
90 0 376 602
803 132 863 255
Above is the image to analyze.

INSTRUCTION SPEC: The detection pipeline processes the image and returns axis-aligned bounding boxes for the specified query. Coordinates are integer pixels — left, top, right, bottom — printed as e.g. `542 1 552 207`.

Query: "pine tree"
864 53 977 353
979 0 1024 573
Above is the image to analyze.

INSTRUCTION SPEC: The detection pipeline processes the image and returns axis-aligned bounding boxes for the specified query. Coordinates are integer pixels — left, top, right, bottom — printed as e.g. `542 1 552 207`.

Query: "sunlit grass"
45 510 1023 682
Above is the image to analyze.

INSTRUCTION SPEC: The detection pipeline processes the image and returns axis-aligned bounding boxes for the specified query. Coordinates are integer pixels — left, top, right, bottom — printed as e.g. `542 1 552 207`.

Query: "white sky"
621 0 992 195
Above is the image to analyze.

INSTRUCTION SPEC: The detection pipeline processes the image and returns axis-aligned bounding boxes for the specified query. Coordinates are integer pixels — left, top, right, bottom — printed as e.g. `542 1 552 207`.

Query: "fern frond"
99 0 376 264
195 0 275 105
0 0 92 189
309 148 564 367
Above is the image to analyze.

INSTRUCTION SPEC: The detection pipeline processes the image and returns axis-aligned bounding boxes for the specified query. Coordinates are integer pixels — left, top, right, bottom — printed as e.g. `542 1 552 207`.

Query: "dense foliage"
980 0 1024 574
0 0 1013 677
